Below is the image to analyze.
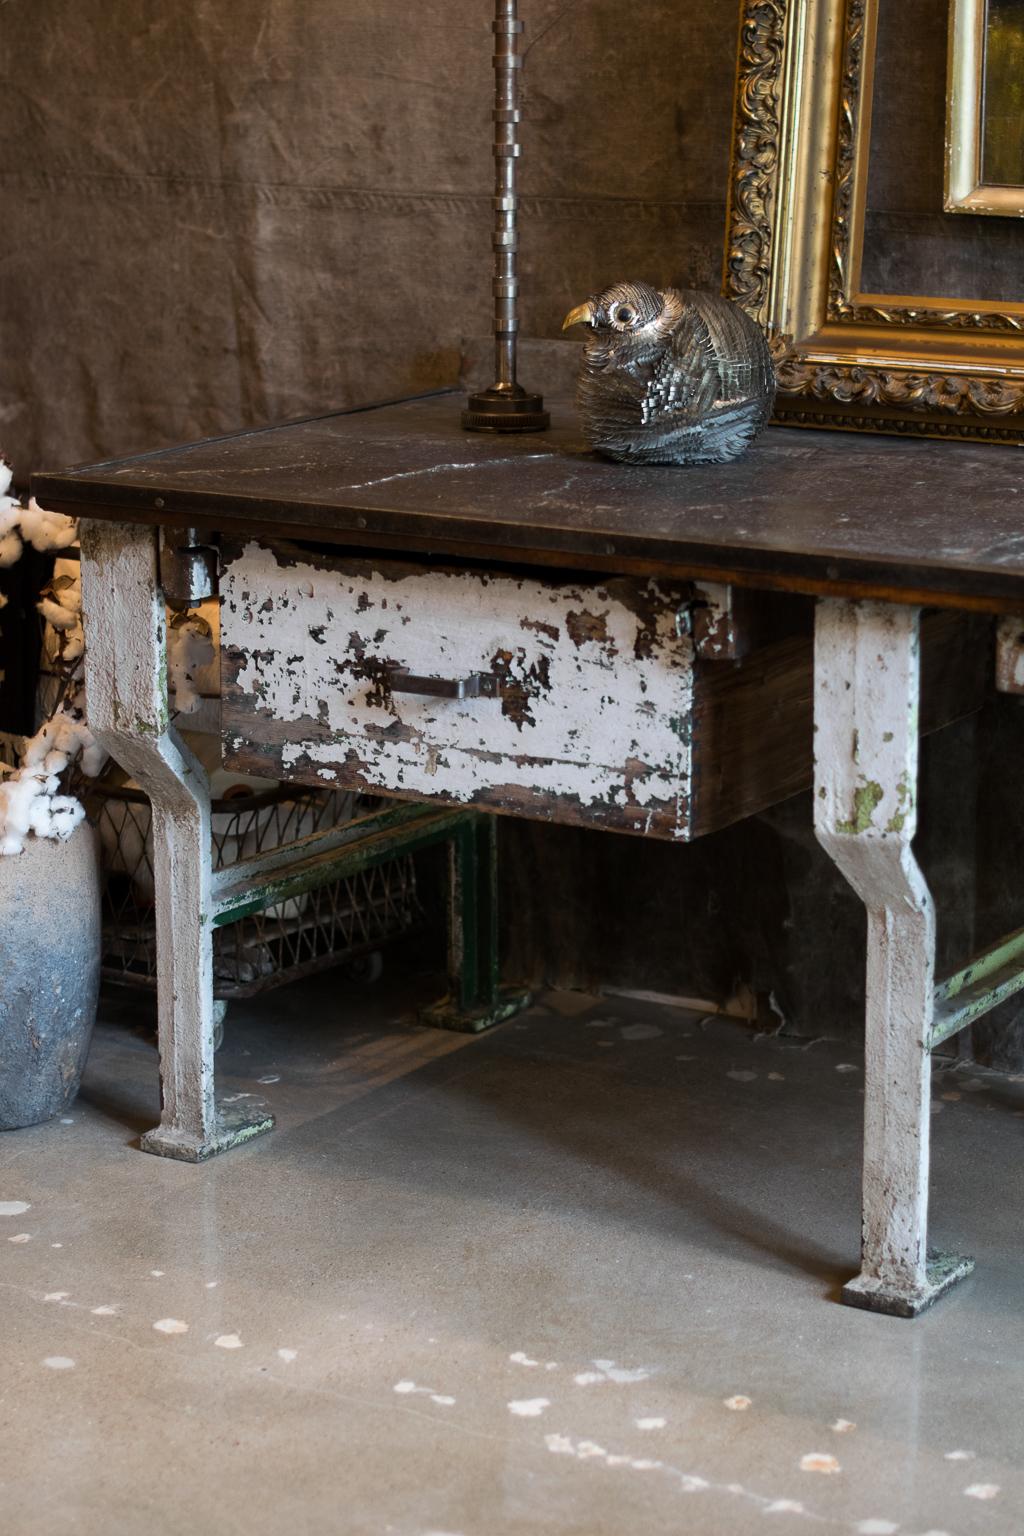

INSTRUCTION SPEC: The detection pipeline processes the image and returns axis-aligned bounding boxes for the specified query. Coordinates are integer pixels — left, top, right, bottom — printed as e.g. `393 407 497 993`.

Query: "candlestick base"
462 385 550 433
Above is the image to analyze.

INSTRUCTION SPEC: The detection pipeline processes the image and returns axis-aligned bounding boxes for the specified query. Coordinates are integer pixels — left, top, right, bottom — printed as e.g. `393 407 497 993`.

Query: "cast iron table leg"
813 598 973 1316
80 521 274 1160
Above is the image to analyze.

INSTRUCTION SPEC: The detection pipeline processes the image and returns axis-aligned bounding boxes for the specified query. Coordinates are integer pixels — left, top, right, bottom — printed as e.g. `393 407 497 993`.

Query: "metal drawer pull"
385 666 503 701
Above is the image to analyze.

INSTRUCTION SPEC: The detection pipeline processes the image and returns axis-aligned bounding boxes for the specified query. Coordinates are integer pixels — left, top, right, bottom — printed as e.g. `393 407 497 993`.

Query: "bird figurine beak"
562 302 596 331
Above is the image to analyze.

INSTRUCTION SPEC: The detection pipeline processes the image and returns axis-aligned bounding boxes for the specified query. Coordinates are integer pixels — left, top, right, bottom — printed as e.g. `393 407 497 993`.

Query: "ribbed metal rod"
461 0 547 432
493 0 522 391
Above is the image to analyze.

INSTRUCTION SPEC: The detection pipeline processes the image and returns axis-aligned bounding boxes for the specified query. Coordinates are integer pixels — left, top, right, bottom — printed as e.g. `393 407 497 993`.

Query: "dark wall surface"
3 1 1023 1058
1 0 735 479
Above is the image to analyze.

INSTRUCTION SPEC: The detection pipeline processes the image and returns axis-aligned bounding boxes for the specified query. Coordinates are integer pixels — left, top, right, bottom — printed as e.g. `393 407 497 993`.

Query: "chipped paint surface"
221 543 695 838
813 600 974 1318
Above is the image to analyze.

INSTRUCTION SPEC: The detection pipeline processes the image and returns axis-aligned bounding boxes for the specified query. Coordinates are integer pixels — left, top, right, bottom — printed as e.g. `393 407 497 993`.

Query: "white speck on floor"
964 1483 1000 1499
8 1233 31 1244
153 1318 189 1335
723 1396 751 1411
509 1350 538 1366
43 1292 69 1303
214 1334 243 1350
944 1449 974 1460
149 1270 164 1278
430 1395 455 1406
277 1349 297 1363
619 1023 663 1041
573 1359 652 1387
508 1398 550 1417
0 1200 31 1217
765 1500 805 1515
800 1452 840 1474
205 1281 218 1289
257 1075 281 1084
50 1243 62 1249
91 1305 117 1316
59 1117 74 1125
635 1417 666 1430
42 1357 74 1370
855 1521 899 1534
831 1418 856 1433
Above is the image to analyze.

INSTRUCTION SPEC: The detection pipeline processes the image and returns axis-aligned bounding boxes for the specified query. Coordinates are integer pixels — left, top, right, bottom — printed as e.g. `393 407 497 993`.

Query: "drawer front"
220 541 695 839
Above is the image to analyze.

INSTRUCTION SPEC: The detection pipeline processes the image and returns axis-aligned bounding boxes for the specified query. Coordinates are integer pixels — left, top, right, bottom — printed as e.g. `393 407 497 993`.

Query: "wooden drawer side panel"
220 541 696 839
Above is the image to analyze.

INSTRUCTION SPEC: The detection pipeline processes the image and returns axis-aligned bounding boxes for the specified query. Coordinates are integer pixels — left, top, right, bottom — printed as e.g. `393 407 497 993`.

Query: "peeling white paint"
153 1318 189 1335
222 545 694 836
214 1333 243 1349
0 1200 31 1216
508 1398 550 1417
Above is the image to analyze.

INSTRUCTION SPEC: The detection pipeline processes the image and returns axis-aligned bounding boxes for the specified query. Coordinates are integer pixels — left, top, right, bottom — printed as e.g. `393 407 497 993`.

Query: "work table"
34 391 1024 1321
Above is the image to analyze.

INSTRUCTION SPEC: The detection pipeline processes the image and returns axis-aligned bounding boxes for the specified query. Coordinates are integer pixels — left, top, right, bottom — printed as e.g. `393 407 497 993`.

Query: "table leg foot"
420 987 532 1034
842 1250 975 1317
141 1102 276 1162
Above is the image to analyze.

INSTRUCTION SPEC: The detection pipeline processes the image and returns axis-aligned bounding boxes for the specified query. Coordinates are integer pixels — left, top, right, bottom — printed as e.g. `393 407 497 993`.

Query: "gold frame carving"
724 0 1024 442
946 0 1024 218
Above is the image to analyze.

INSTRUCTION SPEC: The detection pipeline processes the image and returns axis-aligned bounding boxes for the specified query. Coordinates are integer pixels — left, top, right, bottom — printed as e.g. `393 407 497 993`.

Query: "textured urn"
564 281 776 466
0 823 101 1130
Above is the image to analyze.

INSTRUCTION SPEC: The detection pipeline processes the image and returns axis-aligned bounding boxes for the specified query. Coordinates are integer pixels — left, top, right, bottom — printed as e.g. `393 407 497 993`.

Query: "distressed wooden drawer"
221 540 697 838
220 540 988 842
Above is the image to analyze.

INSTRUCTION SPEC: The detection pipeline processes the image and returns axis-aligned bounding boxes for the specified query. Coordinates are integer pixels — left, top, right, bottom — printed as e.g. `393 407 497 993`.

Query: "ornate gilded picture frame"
947 0 1024 216
724 0 1024 442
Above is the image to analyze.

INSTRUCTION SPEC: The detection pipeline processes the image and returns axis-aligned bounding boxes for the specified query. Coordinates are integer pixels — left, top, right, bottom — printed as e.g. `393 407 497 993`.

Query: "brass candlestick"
462 0 549 433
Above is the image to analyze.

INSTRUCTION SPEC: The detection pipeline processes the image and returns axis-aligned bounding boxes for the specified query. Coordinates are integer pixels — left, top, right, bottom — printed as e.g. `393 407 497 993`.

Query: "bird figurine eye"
615 307 635 326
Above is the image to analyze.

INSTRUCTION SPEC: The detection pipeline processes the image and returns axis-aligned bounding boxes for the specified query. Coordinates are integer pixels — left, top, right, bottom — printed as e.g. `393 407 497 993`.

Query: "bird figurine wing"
568 281 776 466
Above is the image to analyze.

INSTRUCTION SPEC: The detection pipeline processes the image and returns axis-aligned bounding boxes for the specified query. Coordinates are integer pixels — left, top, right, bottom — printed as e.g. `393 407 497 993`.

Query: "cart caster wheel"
345 950 384 985
212 999 228 1053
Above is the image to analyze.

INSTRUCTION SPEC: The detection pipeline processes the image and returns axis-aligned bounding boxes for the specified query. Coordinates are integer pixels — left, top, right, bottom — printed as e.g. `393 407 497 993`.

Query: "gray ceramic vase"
0 822 101 1130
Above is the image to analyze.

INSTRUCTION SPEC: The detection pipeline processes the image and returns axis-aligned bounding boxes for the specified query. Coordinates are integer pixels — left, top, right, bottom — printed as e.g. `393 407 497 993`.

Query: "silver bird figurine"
563 281 776 466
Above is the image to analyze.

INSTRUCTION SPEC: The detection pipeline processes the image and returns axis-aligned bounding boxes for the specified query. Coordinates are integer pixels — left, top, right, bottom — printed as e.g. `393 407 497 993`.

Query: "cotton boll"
21 499 78 552
168 613 215 716
0 706 96 854
0 530 23 568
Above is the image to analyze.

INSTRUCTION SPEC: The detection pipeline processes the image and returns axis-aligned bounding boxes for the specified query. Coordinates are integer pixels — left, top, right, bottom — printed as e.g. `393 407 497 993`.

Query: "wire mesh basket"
81 773 424 1000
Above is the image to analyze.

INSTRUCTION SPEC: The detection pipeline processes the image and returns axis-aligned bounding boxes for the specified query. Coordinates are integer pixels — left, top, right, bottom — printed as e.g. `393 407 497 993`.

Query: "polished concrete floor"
2 967 1022 1536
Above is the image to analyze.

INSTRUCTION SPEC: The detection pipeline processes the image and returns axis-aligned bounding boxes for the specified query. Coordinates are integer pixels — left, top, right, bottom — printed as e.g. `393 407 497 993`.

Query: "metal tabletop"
33 392 1024 611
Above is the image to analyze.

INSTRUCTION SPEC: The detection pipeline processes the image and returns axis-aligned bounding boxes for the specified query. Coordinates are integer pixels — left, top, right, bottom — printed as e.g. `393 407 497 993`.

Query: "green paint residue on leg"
837 780 884 834
885 770 914 834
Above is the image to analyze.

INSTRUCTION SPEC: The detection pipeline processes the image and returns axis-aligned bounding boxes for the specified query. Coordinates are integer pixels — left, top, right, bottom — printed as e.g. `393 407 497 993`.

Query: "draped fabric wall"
0 1 735 479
